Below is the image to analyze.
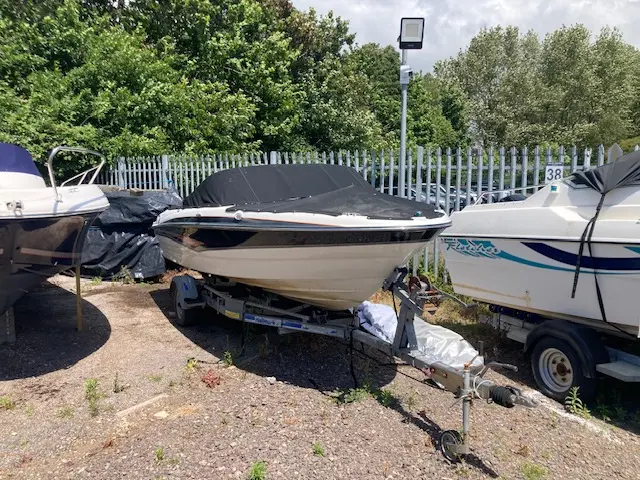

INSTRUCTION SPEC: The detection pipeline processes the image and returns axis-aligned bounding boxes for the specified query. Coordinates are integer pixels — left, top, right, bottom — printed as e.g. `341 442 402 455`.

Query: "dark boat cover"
569 149 640 193
80 190 183 279
182 164 444 221
0 142 42 176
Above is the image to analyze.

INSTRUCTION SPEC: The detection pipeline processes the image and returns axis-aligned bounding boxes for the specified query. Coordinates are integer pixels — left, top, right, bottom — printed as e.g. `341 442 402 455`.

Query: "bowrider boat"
0 143 109 316
152 163 451 310
441 150 640 337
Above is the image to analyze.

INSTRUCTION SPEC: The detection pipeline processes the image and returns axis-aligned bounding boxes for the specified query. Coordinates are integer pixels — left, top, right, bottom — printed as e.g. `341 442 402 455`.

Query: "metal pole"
76 265 83 331
399 49 408 198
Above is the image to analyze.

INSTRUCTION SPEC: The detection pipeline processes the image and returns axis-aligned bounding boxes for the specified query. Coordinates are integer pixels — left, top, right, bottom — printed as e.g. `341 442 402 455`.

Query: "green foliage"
564 386 591 419
247 460 266 480
0 0 468 175
0 1 637 176
435 24 640 149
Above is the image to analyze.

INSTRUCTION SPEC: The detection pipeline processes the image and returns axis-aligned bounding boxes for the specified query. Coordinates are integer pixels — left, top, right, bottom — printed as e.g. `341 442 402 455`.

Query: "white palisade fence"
98 143 636 282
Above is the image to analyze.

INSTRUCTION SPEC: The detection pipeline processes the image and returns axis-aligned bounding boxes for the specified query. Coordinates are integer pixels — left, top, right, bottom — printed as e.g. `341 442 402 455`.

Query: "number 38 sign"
545 164 564 184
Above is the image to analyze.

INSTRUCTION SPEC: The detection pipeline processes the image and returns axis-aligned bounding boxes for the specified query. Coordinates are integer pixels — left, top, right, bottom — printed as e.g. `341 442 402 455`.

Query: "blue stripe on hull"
442 238 640 275
522 242 640 271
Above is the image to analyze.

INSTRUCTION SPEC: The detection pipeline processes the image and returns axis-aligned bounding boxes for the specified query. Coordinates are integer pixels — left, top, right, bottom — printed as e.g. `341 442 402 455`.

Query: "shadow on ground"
149 287 501 476
0 283 111 381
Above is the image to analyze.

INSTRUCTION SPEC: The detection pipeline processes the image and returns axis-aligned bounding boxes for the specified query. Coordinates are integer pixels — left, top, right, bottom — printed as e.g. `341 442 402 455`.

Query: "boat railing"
47 146 106 201
472 184 554 206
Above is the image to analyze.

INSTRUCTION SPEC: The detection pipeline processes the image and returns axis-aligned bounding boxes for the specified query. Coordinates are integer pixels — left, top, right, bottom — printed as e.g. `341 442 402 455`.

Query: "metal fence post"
117 157 126 188
161 154 169 189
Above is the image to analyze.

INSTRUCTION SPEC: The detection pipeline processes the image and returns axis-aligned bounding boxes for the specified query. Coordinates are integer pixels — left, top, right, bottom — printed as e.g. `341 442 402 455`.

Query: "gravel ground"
0 275 639 480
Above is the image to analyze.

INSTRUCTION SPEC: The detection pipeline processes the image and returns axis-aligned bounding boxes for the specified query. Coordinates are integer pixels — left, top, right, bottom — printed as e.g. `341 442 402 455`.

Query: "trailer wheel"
170 282 199 327
530 337 594 402
439 430 463 463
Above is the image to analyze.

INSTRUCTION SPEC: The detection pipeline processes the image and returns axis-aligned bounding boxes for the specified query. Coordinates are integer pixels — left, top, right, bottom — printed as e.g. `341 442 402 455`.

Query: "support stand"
1 307 16 344
76 265 83 331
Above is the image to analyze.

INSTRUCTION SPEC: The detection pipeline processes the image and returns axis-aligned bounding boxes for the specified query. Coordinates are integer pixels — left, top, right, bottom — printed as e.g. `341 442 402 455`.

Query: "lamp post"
398 17 424 198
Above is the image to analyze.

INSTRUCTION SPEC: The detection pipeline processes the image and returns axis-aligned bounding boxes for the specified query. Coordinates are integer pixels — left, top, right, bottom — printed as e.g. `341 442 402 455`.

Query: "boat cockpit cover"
182 164 445 220
0 143 41 176
569 149 640 194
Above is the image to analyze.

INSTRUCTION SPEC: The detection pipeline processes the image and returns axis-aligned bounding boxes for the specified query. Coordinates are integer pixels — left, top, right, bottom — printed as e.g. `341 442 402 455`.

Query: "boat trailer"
169 267 539 462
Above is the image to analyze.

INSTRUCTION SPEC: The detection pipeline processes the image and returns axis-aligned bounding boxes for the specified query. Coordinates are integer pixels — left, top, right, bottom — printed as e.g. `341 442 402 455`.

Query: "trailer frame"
169 267 538 462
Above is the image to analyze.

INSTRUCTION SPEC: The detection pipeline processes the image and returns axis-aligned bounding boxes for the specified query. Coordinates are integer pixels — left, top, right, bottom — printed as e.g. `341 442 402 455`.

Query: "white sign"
545 164 564 184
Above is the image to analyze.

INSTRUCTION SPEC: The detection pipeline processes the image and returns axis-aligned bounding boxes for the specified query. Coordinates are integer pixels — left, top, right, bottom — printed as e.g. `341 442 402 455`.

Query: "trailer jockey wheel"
439 430 463 463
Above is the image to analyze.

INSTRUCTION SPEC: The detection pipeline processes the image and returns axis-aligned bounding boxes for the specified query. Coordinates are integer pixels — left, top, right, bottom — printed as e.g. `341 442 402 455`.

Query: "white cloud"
291 0 640 72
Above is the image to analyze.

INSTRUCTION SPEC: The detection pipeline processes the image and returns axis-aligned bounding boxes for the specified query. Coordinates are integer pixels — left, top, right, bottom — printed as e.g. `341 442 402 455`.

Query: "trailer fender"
524 320 609 380
170 274 200 309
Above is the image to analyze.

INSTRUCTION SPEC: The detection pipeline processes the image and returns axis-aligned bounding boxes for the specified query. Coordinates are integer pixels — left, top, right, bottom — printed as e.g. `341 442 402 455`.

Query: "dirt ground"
1 275 639 480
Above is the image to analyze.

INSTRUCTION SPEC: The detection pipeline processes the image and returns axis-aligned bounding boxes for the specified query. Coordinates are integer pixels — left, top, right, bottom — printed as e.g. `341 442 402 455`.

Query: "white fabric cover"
357 301 483 370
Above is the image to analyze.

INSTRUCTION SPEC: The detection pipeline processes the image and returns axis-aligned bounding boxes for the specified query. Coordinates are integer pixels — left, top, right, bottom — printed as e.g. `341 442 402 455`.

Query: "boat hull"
0 212 102 315
441 236 640 334
157 236 437 310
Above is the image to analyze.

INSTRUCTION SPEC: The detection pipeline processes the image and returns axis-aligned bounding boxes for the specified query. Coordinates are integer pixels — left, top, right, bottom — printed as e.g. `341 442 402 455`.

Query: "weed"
185 357 199 371
84 378 102 416
374 389 397 407
223 350 233 366
154 447 164 463
247 461 266 480
24 404 34 417
516 444 530 457
312 441 325 457
404 392 417 410
331 386 370 404
91 277 103 286
521 461 547 480
149 374 163 383
113 372 126 393
58 406 75 418
564 387 591 419
112 266 134 285
0 396 16 410
201 369 221 388
549 411 558 428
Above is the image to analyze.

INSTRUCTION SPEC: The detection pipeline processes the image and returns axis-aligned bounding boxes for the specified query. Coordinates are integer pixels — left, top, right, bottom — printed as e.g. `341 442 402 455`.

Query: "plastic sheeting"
80 189 182 279
569 149 640 194
357 301 483 371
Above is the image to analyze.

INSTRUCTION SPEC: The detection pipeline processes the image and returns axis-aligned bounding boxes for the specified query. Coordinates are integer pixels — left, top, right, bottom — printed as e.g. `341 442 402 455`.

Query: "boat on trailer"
152 163 451 311
155 162 539 461
441 150 640 400
0 143 109 316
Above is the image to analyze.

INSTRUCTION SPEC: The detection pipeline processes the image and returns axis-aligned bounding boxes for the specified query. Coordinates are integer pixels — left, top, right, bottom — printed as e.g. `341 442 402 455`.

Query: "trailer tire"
530 337 595 402
170 281 200 327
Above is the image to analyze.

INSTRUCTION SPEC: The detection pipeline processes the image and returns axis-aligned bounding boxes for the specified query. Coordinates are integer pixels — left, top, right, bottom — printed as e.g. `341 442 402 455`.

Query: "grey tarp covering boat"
182 163 446 221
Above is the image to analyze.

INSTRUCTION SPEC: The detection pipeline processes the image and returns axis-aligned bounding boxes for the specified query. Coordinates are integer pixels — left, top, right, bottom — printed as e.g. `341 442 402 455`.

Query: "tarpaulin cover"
357 301 483 370
93 190 182 226
183 163 444 221
569 149 640 193
80 190 182 279
225 184 443 220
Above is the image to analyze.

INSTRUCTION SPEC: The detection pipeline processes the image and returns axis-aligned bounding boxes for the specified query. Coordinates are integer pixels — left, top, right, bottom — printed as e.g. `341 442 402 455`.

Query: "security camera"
399 65 413 85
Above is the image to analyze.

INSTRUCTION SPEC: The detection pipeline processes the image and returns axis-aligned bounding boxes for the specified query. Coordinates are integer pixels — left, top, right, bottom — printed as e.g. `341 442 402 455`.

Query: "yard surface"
1 274 639 480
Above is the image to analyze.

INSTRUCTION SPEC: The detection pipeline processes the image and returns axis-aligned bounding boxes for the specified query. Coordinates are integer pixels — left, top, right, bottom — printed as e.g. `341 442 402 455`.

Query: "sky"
291 0 640 73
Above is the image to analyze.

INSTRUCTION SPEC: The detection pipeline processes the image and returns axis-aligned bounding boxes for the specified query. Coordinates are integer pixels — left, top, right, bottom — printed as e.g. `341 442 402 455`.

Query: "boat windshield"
0 143 41 177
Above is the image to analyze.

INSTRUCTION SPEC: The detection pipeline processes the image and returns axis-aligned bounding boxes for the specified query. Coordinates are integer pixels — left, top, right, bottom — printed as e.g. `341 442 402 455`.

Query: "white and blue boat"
441 150 640 337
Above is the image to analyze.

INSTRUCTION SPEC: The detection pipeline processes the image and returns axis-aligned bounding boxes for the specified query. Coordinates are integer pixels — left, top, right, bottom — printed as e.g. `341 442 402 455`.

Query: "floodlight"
399 17 424 50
